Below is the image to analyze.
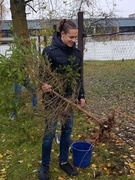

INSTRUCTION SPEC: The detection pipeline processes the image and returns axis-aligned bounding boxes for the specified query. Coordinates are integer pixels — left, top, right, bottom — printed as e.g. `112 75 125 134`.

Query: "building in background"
129 13 135 18
0 18 135 60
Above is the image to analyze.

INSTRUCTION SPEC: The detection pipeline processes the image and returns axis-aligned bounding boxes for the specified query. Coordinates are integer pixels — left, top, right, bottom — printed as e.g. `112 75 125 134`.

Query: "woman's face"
61 29 78 47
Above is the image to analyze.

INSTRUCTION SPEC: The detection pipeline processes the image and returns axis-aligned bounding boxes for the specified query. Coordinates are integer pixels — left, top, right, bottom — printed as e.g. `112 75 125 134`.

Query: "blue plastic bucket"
71 141 94 168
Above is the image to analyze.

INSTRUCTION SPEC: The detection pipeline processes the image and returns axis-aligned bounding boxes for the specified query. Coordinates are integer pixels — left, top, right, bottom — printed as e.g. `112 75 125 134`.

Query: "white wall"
0 37 39 57
0 44 11 56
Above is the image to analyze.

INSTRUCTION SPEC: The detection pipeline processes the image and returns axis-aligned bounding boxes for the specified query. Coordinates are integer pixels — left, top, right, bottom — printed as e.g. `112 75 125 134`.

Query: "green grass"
1 60 135 180
84 60 135 115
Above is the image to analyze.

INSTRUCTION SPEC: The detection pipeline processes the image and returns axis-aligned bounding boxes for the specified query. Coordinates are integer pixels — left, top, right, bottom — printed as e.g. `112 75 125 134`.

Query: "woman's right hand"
41 83 52 92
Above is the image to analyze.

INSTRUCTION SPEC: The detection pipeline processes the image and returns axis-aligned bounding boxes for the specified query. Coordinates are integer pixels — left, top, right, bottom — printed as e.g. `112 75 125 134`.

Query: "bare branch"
25 0 33 3
27 3 37 13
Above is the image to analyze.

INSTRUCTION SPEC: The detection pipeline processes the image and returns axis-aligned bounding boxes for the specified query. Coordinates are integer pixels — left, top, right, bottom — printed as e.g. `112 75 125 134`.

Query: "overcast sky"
100 0 135 17
3 0 135 20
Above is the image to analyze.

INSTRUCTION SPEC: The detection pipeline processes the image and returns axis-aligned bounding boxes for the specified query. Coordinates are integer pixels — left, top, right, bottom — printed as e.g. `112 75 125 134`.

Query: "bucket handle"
70 145 93 153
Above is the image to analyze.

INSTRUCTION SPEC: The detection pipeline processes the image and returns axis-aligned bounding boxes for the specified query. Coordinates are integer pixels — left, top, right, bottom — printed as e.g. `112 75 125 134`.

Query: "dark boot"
38 165 49 180
59 162 78 176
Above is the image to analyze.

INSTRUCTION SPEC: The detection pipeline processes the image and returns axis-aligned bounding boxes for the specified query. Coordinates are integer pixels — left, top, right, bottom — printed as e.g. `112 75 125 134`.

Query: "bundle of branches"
31 52 82 123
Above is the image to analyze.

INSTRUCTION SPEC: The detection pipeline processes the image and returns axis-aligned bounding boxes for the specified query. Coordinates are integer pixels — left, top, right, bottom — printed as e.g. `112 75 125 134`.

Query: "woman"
38 19 85 180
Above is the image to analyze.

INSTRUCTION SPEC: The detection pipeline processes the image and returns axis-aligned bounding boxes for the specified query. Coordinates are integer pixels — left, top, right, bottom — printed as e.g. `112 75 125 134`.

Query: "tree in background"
10 0 30 39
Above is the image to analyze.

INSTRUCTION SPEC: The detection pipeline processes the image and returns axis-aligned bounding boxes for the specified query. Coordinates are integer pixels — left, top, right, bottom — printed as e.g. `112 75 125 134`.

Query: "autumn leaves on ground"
1 60 135 180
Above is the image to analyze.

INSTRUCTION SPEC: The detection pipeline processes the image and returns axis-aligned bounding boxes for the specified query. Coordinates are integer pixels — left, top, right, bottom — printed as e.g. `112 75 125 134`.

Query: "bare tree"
25 0 118 19
9 0 119 39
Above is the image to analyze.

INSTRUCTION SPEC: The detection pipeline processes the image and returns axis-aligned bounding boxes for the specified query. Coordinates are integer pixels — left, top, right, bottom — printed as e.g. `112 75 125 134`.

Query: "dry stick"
51 89 102 125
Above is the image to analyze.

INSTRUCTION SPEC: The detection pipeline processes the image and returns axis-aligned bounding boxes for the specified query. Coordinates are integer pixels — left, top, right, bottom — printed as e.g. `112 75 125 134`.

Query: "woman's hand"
41 83 52 92
78 98 86 107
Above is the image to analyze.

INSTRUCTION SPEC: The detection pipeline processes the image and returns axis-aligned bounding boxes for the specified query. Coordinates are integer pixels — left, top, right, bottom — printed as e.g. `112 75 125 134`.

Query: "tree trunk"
10 0 29 39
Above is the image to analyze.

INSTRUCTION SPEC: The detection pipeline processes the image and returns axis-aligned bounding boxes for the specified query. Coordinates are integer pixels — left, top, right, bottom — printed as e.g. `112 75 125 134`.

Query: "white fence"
84 40 135 60
1 39 135 61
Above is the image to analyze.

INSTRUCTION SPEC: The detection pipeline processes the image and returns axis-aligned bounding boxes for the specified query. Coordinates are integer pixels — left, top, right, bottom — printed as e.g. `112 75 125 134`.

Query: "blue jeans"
11 82 37 119
42 112 74 166
13 81 37 108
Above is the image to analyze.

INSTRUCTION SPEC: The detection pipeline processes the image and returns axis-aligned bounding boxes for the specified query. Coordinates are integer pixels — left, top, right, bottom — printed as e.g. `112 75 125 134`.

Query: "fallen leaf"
124 162 128 165
1 168 6 173
119 170 123 174
109 151 115 155
33 169 38 173
106 170 110 175
0 174 6 179
129 163 135 170
101 143 106 146
18 160 23 164
54 168 60 173
104 167 108 171
107 163 111 167
69 156 72 160
28 163 32 167
130 169 135 174
123 156 128 158
6 150 12 155
115 139 123 144
58 177 65 180
0 154 3 158
91 164 96 168
77 134 82 138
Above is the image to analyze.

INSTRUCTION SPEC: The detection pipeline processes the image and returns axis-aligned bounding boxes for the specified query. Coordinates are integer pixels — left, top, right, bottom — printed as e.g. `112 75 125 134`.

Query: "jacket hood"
52 32 76 51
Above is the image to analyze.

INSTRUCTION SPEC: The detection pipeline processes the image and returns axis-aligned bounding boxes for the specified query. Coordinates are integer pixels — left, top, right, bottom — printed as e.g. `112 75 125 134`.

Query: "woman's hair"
58 19 78 34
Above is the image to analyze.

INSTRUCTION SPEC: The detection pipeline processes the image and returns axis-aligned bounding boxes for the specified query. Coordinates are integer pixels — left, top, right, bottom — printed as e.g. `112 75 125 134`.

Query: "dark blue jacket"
42 32 85 100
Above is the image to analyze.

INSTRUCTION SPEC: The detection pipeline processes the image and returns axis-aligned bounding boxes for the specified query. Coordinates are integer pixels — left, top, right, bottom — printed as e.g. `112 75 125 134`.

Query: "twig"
116 109 135 121
114 131 135 148
26 3 37 13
